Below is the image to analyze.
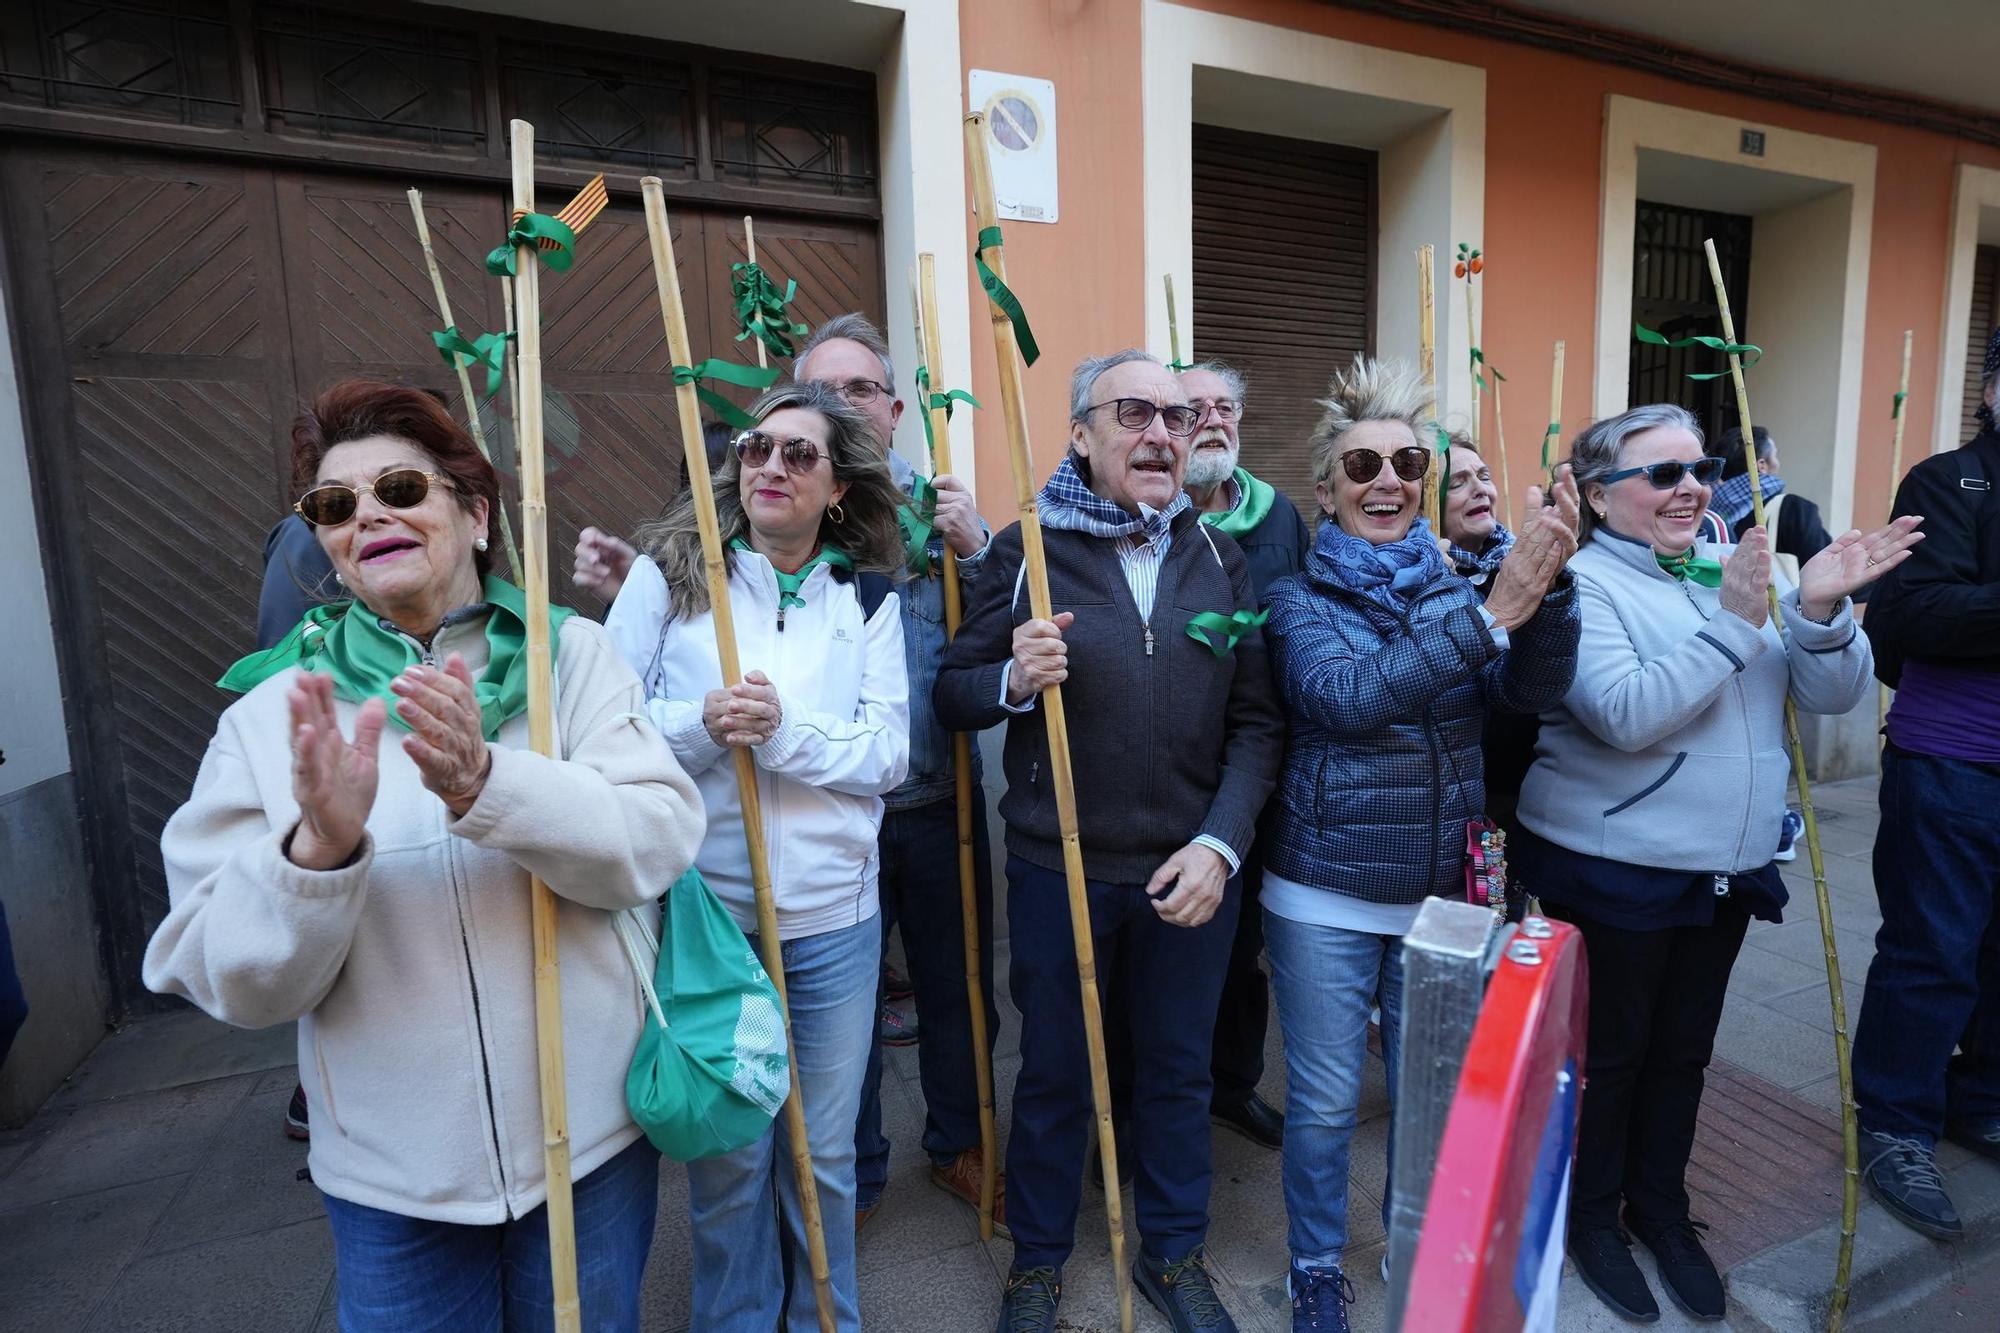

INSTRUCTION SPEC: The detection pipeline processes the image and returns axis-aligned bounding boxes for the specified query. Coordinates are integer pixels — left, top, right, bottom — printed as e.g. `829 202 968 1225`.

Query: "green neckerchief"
731 537 854 609
1656 548 1724 588
1198 468 1275 541
216 574 573 740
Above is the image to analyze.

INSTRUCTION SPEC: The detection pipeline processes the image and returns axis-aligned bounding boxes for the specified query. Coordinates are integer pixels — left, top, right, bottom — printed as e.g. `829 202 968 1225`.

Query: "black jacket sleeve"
1866 447 2000 663
935 523 1027 732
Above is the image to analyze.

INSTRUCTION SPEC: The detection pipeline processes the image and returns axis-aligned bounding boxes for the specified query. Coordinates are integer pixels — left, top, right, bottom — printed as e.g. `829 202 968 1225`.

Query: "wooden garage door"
1191 123 1376 515
3 144 882 990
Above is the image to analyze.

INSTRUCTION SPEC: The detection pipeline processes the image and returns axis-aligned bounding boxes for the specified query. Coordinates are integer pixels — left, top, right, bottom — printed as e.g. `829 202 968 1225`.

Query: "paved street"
3 776 1997 1331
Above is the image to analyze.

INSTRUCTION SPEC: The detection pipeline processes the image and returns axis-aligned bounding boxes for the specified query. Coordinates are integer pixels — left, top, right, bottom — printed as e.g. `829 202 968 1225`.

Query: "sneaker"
1944 1116 2000 1163
930 1148 1010 1237
996 1266 1062 1333
1568 1225 1659 1322
1774 809 1803 862
877 1003 919 1047
1134 1246 1237 1331
1630 1218 1724 1320
285 1083 310 1142
883 961 916 1002
1863 1130 1963 1239
1288 1261 1354 1333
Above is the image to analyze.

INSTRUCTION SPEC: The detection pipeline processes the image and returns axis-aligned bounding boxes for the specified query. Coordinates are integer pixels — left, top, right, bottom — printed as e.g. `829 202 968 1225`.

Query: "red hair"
291 379 501 576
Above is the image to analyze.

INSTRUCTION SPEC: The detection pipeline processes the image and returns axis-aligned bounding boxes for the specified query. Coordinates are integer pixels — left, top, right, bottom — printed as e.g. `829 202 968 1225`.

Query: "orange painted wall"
955 0 2000 530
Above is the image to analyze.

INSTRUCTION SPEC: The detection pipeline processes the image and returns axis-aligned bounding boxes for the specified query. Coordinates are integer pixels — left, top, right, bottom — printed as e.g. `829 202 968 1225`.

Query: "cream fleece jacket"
143 613 705 1223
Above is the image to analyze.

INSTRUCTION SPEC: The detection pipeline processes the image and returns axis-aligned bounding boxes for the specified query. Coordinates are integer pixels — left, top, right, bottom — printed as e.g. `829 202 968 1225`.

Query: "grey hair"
1179 359 1247 404
1567 403 1704 544
1307 356 1436 489
796 311 895 392
1070 348 1165 422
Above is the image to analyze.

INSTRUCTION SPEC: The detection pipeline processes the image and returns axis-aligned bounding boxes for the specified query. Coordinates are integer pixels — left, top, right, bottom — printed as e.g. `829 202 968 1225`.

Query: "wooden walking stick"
502 119 582 1333
1544 340 1566 487
744 216 769 372
1703 237 1860 1332
1458 243 1482 450
1165 273 1187 369
408 188 522 577
913 252 999 1238
966 111 1134 1333
1417 244 1443 530
1879 329 1914 741
639 177 838 1333
1490 366 1512 520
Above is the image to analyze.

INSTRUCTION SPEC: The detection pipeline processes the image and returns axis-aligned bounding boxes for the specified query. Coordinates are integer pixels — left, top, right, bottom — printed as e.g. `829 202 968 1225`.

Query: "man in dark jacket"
1181 360 1306 1150
1851 326 2000 1241
1712 426 1836 567
938 349 1285 1333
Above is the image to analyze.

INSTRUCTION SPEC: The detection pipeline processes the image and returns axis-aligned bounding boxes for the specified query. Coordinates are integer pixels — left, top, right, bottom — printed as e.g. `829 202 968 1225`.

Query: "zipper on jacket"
445 826 512 1213
776 604 787 634
1143 624 1154 656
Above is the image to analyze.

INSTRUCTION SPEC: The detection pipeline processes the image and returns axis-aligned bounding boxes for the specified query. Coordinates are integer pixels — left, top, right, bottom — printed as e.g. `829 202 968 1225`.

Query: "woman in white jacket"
1513 403 1921 1324
144 380 707 1331
606 380 910 1332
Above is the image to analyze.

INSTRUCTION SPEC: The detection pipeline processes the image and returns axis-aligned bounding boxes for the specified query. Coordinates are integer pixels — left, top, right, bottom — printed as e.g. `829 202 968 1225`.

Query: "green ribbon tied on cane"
432 327 516 399
484 212 578 276
672 360 783 429
1542 421 1562 469
912 364 982 464
974 226 1040 367
1892 390 1907 421
1435 423 1453 508
898 474 939 576
1185 606 1270 658
1469 347 1507 393
1634 323 1761 380
730 262 809 360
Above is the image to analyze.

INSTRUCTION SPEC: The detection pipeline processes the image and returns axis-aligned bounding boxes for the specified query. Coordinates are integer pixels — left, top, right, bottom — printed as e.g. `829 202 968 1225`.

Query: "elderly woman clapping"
606 379 910 1332
1513 403 1921 1324
145 380 706 1330
1261 357 1581 1327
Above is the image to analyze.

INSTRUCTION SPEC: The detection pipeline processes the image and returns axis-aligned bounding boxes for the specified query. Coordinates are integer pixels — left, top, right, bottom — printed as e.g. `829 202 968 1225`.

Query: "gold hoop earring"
827 502 846 524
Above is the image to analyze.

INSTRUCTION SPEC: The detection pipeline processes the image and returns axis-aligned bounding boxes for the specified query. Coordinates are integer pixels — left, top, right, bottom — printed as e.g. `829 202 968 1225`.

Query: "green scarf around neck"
216 574 573 740
731 537 854 609
1198 468 1275 541
1656 548 1724 588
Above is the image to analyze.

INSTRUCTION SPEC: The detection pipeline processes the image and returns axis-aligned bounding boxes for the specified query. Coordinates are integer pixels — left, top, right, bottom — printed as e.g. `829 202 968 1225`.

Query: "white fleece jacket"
143 613 705 1224
605 550 908 941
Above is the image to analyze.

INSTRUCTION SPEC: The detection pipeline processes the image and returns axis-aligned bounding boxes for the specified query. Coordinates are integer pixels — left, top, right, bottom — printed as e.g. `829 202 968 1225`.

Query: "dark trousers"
855 798 998 1202
1004 855 1237 1270
1853 745 2000 1142
1210 851 1270 1103
1543 899 1749 1230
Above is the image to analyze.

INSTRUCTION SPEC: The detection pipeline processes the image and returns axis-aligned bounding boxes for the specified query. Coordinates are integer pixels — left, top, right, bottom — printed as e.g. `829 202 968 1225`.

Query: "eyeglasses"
1602 456 1724 490
1339 447 1432 486
1187 398 1241 424
735 430 833 474
1081 398 1201 437
822 378 892 407
295 468 447 527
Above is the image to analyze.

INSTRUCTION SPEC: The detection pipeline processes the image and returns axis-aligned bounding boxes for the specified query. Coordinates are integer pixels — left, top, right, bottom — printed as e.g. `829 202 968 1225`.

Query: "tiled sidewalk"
0 776 1964 1332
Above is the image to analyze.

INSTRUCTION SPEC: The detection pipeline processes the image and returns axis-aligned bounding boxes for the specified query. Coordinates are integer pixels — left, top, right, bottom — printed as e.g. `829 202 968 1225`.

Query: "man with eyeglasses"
937 349 1283 1333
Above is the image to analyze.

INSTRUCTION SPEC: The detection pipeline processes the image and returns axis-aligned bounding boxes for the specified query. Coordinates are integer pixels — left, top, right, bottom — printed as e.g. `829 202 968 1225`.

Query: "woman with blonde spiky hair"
1259 356 1583 1330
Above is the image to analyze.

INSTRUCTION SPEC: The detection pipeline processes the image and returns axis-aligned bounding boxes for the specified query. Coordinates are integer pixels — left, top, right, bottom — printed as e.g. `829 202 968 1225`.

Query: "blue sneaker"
1288 1261 1354 1333
1774 809 1803 862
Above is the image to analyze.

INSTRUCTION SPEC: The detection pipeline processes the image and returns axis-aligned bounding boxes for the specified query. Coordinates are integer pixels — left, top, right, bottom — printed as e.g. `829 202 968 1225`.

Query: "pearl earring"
333 571 345 586
475 536 490 552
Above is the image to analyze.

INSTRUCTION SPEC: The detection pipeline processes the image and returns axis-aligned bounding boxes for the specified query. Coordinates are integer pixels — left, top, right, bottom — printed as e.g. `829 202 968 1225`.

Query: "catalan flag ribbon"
485 175 609 276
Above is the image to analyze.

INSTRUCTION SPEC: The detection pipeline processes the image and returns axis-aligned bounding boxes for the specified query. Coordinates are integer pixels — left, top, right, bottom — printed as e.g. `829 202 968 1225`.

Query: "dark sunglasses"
735 430 833 474
1082 397 1201 438
1602 456 1724 489
1339 446 1432 486
295 468 446 527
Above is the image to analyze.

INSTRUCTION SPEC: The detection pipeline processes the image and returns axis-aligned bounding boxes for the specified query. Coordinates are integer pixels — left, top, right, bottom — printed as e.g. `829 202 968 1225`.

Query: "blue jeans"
1263 909 1405 1269
687 916 879 1331
320 1136 659 1332
1004 855 1237 1270
1854 746 2000 1142
856 798 998 1203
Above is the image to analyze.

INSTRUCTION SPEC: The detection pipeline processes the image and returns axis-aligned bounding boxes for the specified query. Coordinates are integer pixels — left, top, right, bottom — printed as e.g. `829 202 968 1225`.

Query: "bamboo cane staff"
965 111 1134 1333
640 177 838 1333
744 215 770 372
408 188 523 578
1878 330 1914 742
503 119 583 1333
913 252 999 1238
1165 273 1185 369
1702 237 1859 1331
1417 244 1443 530
1544 340 1566 486
1490 366 1512 520
1461 251 1481 451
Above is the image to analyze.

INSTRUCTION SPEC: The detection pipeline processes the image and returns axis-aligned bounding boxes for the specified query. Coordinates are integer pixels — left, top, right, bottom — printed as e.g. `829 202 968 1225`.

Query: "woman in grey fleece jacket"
1514 403 1921 1324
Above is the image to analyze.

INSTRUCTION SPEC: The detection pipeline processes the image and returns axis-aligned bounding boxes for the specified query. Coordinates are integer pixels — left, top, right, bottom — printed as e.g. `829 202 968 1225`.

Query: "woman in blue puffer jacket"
1260 355 1581 1331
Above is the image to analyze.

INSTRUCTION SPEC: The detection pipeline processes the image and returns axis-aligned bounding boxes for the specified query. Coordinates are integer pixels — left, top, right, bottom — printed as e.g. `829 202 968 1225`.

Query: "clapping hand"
1486 465 1580 631
287 673 384 870
1720 526 1772 628
573 527 638 600
1796 516 1923 621
703 669 784 748
391 655 493 816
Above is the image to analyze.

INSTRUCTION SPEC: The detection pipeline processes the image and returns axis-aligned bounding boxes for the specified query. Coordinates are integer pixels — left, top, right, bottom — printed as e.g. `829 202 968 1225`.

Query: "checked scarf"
1447 523 1514 588
1709 469 1784 530
1036 453 1189 543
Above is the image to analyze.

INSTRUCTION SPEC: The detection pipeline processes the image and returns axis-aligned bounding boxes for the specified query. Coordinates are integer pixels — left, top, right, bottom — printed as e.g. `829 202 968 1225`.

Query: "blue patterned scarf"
1709 469 1783 529
1036 452 1189 542
1309 515 1448 613
1447 523 1514 588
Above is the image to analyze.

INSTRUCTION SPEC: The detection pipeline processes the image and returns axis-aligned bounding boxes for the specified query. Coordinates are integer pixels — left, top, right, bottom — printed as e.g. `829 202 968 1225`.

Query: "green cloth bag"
615 868 789 1162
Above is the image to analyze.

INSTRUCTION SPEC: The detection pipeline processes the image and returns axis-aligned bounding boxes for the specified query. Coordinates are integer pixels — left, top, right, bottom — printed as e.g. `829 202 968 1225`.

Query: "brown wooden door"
1191 123 1376 515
